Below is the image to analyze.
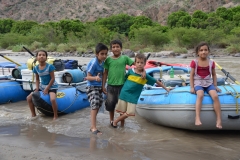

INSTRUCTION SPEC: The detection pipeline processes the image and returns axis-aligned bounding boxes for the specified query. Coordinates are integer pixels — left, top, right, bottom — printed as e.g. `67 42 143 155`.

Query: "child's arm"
190 68 195 94
43 71 55 94
155 80 170 92
35 74 40 92
102 69 108 94
86 72 101 82
212 68 221 92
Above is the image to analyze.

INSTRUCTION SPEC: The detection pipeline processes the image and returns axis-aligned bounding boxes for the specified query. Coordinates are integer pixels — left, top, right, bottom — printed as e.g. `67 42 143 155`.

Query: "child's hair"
36 50 48 57
195 42 210 56
135 53 147 63
110 39 122 49
95 43 108 54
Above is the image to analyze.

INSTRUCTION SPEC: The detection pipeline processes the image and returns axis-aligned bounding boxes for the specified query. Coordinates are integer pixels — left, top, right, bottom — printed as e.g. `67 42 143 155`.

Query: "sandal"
110 121 117 128
90 129 102 135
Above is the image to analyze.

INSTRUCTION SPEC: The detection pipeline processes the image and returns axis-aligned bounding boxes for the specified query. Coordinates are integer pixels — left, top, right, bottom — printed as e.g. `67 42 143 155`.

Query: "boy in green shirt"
102 40 142 126
112 53 170 128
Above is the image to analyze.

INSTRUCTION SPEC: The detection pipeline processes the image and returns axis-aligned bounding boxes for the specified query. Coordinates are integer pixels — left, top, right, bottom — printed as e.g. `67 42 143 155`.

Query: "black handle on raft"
228 115 240 119
140 98 144 101
146 53 151 60
23 46 35 57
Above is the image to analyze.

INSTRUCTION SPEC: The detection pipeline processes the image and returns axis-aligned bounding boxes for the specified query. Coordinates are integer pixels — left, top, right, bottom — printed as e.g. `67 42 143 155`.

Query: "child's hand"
190 87 195 94
43 88 49 95
141 70 146 79
95 73 101 82
216 86 221 92
102 87 107 94
166 88 171 92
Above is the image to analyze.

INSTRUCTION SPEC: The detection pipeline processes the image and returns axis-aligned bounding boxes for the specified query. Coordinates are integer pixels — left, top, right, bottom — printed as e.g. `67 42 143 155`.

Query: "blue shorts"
34 88 57 94
194 84 216 93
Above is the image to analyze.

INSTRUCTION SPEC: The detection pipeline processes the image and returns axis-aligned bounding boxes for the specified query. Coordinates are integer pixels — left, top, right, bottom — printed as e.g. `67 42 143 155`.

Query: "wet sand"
1 54 240 160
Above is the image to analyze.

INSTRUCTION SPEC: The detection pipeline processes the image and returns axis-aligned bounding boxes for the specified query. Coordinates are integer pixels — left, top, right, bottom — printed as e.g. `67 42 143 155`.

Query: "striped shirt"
33 63 58 90
191 59 214 87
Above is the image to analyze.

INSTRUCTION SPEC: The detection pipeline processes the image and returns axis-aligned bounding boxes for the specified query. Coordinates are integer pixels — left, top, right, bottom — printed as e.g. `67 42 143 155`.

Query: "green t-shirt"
119 69 156 104
104 55 134 85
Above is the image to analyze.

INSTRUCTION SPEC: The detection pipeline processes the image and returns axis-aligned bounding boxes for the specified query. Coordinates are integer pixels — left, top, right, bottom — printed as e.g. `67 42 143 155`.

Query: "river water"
0 55 240 160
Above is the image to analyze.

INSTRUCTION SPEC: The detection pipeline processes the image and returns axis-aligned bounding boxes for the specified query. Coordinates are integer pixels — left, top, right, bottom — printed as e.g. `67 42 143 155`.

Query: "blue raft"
0 80 31 104
136 67 240 130
32 82 90 116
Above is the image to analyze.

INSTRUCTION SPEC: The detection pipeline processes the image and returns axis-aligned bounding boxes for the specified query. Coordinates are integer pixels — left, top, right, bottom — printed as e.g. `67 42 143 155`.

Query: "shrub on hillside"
46 43 57 52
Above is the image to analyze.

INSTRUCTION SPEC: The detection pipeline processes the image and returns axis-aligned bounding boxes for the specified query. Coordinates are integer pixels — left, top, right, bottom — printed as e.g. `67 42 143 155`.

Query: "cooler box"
21 69 36 91
21 69 69 90
54 70 69 84
162 74 190 87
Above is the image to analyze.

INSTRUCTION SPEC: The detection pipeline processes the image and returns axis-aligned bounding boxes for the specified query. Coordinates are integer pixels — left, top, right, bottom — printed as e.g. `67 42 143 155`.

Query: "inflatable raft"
32 82 90 116
136 67 240 130
0 80 31 104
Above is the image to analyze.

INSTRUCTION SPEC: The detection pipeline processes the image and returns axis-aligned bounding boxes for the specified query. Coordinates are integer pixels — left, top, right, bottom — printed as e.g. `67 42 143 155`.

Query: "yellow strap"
128 75 147 85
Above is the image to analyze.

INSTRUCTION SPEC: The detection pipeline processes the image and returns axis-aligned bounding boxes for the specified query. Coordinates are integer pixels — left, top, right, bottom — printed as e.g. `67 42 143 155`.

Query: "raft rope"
36 87 80 114
141 90 231 96
177 75 186 86
222 84 239 113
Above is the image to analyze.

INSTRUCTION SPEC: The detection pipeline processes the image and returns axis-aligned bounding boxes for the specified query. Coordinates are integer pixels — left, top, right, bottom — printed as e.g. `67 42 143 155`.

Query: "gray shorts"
86 86 103 110
105 85 123 111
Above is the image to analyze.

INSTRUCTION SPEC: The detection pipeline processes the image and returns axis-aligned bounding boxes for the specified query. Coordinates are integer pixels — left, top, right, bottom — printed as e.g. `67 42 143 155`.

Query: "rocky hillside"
0 0 238 25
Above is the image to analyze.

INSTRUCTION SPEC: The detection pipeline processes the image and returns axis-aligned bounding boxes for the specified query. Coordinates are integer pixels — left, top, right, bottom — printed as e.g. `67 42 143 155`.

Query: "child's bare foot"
216 121 222 129
53 116 58 120
195 118 202 126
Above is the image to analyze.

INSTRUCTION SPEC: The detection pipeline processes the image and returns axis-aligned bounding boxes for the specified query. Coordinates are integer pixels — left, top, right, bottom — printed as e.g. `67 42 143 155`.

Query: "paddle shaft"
0 54 21 66
214 61 240 85
23 46 35 57
146 53 151 60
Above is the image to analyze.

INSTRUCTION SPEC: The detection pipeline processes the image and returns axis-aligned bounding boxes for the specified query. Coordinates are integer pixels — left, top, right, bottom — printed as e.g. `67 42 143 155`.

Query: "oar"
0 54 21 66
23 46 35 57
213 60 240 85
146 53 151 60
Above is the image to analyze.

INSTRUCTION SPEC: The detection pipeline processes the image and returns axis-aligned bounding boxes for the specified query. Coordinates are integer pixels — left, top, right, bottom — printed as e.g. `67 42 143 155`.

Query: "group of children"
26 40 222 135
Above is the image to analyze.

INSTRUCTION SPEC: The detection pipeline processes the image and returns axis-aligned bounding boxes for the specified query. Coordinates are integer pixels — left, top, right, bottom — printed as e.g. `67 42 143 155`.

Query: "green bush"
30 41 43 51
0 33 27 48
12 44 24 52
46 43 57 52
170 27 206 48
173 47 188 53
76 46 87 54
226 44 240 53
57 43 69 53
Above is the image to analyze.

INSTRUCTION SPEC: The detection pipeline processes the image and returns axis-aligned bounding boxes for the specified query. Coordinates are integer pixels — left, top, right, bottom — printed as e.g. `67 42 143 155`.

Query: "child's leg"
120 114 125 127
91 109 100 131
49 92 58 120
26 92 36 117
208 90 222 129
113 113 128 126
195 90 204 125
109 111 114 123
105 85 122 123
88 87 103 135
